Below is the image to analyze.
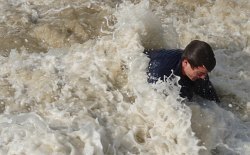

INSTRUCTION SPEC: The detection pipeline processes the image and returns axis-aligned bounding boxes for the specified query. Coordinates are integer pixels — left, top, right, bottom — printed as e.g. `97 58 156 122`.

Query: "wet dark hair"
182 40 216 72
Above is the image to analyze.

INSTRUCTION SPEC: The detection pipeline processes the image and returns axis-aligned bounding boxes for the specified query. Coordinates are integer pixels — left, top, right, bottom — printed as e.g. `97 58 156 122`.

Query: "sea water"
0 0 249 154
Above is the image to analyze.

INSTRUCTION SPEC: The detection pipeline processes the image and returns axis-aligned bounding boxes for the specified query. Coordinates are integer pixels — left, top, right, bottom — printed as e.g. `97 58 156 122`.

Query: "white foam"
0 0 250 155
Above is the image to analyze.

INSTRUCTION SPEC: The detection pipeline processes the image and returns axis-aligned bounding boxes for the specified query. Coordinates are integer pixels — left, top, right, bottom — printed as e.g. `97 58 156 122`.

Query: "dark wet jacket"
145 49 220 103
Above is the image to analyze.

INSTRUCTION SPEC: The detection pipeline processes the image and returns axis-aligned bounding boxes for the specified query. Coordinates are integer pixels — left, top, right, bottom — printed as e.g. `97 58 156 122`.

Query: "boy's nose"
200 75 206 79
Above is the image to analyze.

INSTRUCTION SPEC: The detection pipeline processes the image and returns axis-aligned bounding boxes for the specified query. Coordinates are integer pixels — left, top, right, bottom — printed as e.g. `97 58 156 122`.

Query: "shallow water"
0 0 249 154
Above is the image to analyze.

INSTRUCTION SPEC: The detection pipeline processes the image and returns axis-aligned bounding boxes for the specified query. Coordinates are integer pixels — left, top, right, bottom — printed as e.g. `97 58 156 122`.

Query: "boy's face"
182 59 208 81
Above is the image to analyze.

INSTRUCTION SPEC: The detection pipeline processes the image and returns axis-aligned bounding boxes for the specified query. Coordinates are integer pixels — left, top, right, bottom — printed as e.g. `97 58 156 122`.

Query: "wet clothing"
145 49 220 103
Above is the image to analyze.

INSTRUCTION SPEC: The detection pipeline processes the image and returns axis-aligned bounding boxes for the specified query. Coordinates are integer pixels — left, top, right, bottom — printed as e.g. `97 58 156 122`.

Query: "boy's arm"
193 76 220 103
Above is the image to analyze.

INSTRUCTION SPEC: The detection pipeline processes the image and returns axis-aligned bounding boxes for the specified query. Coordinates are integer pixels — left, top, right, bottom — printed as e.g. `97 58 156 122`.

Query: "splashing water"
0 0 249 154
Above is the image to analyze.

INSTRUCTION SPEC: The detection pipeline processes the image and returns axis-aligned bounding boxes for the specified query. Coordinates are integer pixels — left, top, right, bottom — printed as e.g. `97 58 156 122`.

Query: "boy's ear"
182 59 188 66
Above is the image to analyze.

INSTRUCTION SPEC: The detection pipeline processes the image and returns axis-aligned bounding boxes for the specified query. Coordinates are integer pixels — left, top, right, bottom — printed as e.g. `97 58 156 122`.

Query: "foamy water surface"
0 0 249 155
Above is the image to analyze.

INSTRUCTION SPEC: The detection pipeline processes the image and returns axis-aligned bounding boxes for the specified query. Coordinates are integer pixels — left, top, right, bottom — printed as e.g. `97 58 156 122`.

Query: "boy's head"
181 40 216 81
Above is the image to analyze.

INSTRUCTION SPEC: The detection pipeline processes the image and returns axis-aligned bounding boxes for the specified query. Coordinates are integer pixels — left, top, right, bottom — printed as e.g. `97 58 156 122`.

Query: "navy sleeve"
180 85 194 100
178 77 195 100
145 49 182 83
193 76 220 103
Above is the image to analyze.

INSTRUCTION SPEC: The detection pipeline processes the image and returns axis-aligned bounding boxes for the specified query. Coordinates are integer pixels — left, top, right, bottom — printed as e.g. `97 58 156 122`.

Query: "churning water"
0 0 249 154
